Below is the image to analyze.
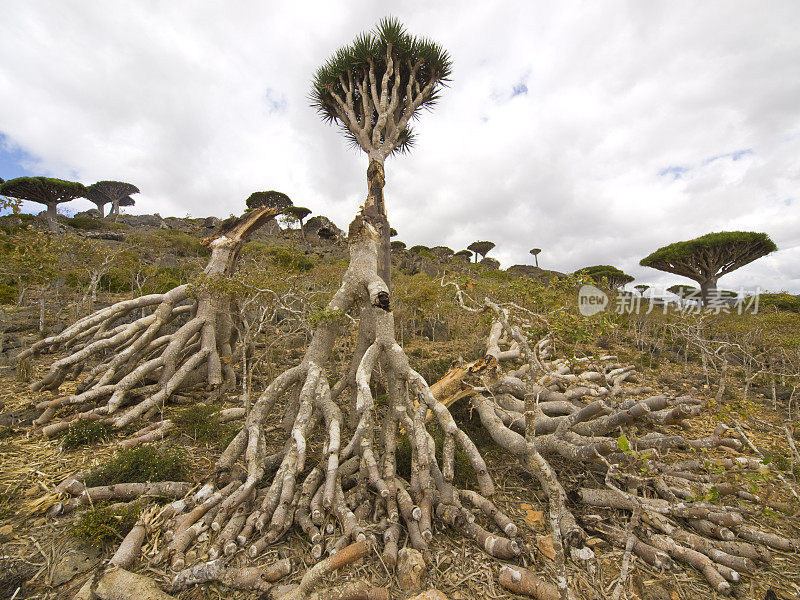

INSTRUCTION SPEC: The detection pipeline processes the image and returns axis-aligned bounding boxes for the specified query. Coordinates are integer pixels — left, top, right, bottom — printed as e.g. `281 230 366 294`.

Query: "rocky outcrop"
507 264 566 282
305 215 344 240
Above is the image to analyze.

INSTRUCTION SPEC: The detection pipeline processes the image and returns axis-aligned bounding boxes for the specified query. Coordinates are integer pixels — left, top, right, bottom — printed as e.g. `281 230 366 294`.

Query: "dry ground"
1 333 799 600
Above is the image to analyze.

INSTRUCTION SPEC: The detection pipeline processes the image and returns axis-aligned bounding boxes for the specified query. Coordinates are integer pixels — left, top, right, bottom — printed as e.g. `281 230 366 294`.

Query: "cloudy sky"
1 1 799 294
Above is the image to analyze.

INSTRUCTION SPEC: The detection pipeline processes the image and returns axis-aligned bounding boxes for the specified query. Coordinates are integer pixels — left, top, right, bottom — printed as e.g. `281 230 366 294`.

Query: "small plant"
16 357 32 382
60 421 113 450
85 445 187 487
309 306 345 328
71 501 142 547
173 405 236 447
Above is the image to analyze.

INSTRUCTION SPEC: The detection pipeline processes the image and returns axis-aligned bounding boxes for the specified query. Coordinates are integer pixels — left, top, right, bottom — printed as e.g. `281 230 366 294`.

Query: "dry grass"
1 335 799 600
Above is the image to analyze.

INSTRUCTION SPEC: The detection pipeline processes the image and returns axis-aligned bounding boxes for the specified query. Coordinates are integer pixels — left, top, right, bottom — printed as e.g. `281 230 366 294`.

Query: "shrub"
72 501 142 547
759 292 800 313
66 216 127 231
265 245 315 271
173 405 236 447
85 445 187 487
61 421 113 450
0 282 16 304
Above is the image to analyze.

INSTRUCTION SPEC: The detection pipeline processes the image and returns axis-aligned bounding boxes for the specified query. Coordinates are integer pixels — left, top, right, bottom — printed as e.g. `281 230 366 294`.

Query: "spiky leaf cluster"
0 176 87 207
640 231 777 283
310 17 452 158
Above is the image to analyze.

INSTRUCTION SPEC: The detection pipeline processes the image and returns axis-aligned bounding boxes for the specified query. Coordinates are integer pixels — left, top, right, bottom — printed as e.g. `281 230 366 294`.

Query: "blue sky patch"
702 148 754 166
264 88 288 114
658 165 689 179
511 81 528 97
0 133 39 181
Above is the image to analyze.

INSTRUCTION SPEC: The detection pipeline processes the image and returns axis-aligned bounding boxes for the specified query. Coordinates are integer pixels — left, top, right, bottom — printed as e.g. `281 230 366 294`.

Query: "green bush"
72 501 142 547
0 282 16 304
66 216 127 231
128 229 208 257
759 292 800 313
173 405 236 447
61 421 114 450
265 245 315 271
85 445 187 487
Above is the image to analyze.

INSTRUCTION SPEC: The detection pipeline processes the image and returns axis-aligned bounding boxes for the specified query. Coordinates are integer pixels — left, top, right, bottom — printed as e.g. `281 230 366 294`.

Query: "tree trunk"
93 201 106 218
700 277 718 306
365 159 391 289
46 202 58 233
534 256 538 267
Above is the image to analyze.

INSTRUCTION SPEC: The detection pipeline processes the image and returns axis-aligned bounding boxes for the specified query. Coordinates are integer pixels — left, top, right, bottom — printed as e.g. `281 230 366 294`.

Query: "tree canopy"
667 284 700 300
640 231 776 291
575 265 634 289
467 241 495 262
246 191 293 211
86 181 139 217
310 17 452 161
0 177 87 231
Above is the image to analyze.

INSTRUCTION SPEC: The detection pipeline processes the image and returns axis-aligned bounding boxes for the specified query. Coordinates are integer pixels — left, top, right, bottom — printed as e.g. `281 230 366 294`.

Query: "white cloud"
1 0 799 292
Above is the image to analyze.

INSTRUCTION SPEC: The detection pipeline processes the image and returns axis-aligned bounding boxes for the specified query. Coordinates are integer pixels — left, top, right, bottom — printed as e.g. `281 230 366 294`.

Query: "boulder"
305 216 344 240
506 264 566 282
203 216 221 228
119 213 166 229
74 209 102 219
85 231 125 241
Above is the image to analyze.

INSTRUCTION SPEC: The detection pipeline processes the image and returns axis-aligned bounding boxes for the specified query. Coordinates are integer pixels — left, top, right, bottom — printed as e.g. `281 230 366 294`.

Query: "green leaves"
617 434 631 454
310 17 451 157
0 176 87 206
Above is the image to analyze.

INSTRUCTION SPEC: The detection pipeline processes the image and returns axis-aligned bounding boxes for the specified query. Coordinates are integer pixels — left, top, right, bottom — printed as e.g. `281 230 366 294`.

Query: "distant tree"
641 231 777 305
118 196 135 213
284 206 312 239
390 240 406 251
390 227 398 237
634 284 650 296
246 190 293 212
0 177 87 232
86 181 139 218
454 249 472 260
667 284 700 304
430 246 454 258
575 265 634 290
409 245 431 255
467 240 495 263
311 17 451 286
529 248 541 267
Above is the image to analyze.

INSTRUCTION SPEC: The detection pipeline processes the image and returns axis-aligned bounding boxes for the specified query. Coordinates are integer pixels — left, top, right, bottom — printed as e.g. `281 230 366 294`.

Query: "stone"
203 216 221 228
85 231 125 241
118 213 166 229
51 544 101 586
305 216 344 240
396 547 426 591
0 524 13 542
408 591 448 600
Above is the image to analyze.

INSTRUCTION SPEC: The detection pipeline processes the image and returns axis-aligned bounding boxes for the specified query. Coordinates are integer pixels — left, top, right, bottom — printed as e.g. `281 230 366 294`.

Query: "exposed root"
21 207 280 432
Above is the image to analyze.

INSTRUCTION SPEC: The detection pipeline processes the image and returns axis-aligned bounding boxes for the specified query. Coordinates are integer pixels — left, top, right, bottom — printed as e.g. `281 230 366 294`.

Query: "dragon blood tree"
24 19 797 600
311 17 451 286
641 231 777 305
575 264 634 290
0 176 87 232
20 207 282 433
86 180 140 218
